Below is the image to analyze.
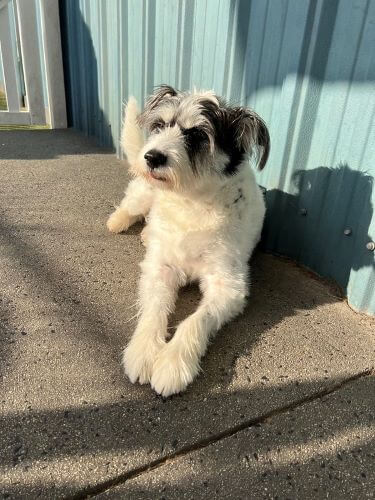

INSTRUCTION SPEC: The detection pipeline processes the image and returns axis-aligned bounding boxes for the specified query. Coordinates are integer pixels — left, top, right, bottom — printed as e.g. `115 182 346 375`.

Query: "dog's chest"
149 194 224 264
158 195 221 230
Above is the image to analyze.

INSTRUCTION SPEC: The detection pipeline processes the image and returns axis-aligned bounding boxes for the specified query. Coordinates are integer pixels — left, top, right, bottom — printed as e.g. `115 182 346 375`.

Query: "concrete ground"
0 130 374 500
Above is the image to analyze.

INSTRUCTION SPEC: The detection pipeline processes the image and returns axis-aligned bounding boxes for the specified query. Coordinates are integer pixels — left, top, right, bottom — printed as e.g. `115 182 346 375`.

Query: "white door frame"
0 0 66 127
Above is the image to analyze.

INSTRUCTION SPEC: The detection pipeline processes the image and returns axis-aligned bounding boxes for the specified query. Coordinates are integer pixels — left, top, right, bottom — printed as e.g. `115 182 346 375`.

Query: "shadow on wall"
59 0 114 150
262 164 374 294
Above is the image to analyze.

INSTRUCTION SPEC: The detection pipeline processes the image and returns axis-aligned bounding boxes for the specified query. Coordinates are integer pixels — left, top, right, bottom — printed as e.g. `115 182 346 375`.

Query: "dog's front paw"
123 335 164 385
107 208 132 233
151 344 199 397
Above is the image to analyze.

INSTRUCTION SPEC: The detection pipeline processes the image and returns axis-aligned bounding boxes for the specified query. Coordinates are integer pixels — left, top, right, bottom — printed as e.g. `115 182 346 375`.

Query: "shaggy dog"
107 86 270 397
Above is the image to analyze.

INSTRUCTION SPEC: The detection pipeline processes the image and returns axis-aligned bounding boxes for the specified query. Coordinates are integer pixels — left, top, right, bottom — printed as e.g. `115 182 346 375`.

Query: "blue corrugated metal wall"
60 0 375 315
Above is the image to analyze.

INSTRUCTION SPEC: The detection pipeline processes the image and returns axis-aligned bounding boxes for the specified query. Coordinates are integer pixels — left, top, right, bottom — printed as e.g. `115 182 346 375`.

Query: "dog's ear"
225 107 270 170
138 85 178 127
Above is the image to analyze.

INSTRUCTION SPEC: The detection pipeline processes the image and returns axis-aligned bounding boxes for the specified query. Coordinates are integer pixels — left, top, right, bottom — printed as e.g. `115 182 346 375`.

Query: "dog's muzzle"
144 149 167 170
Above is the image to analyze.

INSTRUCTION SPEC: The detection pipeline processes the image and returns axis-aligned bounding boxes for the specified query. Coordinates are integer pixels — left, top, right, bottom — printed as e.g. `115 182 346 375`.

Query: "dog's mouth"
148 170 167 182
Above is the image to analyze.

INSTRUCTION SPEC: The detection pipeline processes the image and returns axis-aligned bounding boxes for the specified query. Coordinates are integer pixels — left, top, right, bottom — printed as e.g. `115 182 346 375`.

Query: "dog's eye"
183 127 208 142
150 120 165 133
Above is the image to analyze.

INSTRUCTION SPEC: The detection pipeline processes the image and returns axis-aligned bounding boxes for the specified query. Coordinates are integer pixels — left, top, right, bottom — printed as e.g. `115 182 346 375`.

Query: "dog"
107 85 270 397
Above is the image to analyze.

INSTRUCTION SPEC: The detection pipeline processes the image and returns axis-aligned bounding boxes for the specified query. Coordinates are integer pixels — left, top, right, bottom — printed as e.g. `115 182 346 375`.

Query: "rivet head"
300 208 307 216
366 241 375 251
343 228 352 236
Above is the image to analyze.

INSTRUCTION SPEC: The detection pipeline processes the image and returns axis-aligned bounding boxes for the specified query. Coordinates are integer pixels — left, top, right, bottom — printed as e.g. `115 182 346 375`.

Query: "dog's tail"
121 96 144 165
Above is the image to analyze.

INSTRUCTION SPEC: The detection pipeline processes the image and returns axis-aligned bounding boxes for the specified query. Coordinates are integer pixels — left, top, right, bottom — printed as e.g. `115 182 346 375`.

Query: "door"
0 0 66 128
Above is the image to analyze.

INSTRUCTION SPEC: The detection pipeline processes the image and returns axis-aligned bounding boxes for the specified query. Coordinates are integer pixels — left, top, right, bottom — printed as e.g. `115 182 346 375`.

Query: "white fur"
108 94 266 397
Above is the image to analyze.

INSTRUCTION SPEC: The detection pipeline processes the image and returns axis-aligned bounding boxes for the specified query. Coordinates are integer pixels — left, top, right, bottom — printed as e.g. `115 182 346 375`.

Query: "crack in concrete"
68 368 374 499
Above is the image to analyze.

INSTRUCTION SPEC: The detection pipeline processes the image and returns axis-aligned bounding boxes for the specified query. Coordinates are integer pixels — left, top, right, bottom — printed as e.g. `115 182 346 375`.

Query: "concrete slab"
101 374 375 499
0 130 374 498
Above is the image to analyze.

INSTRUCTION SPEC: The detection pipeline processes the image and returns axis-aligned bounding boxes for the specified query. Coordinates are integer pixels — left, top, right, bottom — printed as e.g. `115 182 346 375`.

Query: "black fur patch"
200 98 270 175
224 149 246 176
199 99 245 176
182 127 209 173
233 188 244 204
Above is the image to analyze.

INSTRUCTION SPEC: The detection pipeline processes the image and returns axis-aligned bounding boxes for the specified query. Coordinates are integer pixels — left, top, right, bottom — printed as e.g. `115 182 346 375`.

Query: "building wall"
60 0 375 314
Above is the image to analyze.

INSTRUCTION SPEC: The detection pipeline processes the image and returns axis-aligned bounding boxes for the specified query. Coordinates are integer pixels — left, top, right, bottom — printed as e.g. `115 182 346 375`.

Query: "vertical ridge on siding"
60 0 375 315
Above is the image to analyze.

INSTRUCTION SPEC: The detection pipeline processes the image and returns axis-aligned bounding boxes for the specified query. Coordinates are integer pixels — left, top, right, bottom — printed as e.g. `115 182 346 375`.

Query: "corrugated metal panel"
60 0 375 315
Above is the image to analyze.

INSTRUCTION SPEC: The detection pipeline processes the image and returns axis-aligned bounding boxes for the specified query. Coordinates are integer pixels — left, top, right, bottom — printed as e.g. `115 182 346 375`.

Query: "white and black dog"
107 86 270 397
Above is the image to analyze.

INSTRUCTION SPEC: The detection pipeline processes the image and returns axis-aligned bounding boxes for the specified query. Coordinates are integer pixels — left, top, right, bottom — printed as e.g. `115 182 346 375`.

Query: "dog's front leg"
107 177 154 233
151 272 247 397
123 260 184 385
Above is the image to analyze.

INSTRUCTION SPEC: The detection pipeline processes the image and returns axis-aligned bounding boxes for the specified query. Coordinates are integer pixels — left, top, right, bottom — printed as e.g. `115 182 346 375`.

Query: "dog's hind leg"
151 269 248 397
107 177 154 233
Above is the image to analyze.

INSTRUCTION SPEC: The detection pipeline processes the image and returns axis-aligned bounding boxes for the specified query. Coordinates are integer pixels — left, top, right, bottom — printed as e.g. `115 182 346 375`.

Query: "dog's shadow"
164 249 344 399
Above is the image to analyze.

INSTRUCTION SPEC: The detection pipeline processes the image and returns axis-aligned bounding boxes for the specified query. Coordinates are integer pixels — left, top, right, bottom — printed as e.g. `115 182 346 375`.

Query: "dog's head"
134 85 270 191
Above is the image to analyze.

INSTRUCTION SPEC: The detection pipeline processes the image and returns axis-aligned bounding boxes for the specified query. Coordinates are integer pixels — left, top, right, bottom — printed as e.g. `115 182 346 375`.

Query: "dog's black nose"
144 149 167 169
